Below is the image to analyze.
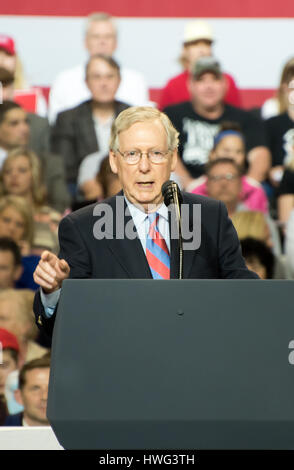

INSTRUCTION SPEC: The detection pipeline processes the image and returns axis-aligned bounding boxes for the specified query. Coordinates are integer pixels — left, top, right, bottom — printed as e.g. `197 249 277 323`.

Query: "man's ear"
109 150 118 174
14 389 23 406
171 150 178 173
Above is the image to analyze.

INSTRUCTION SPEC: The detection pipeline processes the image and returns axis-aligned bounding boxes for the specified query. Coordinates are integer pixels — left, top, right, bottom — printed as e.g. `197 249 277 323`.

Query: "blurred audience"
79 154 122 201
0 328 19 396
231 211 273 248
230 209 283 260
4 354 50 426
96 156 122 199
0 195 34 256
0 147 63 240
0 34 26 90
0 237 22 289
49 12 148 123
276 129 294 227
0 101 70 212
0 195 41 289
159 20 241 110
71 156 122 210
191 122 268 213
0 67 50 155
32 222 59 257
285 209 294 278
0 289 48 368
240 238 275 279
164 57 270 187
265 59 294 188
0 34 47 116
51 55 129 191
0 148 48 213
0 328 20 424
232 211 289 278
0 395 7 425
261 57 294 120
205 158 244 216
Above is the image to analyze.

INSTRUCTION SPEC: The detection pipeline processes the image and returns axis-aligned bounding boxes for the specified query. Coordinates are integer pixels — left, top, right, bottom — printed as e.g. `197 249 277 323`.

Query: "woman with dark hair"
240 237 275 280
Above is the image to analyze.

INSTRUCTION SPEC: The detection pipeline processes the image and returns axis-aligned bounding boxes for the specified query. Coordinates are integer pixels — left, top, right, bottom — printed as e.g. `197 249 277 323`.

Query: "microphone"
161 180 183 208
161 180 183 279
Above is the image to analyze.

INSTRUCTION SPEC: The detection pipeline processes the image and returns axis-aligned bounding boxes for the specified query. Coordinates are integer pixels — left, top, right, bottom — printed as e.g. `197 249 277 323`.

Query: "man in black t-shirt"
164 57 270 184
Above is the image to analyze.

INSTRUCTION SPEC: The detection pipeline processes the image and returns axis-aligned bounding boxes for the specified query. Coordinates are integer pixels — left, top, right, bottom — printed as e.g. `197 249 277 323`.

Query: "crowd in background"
0 11 294 426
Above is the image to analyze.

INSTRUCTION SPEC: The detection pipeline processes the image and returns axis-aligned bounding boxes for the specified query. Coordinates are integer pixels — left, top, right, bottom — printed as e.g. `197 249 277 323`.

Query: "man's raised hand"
33 250 70 293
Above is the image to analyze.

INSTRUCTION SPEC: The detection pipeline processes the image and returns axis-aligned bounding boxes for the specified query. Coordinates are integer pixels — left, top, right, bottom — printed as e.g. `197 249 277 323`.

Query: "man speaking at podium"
33 107 258 338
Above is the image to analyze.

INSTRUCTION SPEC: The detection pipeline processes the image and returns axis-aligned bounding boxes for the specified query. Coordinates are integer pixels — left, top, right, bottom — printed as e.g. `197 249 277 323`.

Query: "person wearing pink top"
191 174 268 214
190 123 269 214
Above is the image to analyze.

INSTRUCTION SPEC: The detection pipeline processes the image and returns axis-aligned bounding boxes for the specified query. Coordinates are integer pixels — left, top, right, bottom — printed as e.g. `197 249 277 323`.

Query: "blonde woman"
0 195 42 289
230 210 281 257
0 195 34 255
0 147 47 212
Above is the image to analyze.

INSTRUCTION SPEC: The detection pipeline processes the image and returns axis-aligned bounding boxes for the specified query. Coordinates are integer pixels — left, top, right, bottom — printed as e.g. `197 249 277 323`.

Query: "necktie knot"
147 211 158 224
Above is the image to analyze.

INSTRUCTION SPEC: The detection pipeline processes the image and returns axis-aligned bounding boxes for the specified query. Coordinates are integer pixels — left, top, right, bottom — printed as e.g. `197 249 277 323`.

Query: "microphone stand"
171 184 183 280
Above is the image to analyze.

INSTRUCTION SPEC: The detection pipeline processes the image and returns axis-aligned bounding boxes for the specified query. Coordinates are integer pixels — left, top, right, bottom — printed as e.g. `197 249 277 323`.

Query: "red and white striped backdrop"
1 1 294 108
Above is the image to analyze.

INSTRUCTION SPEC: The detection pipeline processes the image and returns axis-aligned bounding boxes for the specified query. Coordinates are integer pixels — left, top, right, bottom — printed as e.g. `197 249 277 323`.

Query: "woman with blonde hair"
0 149 62 252
232 211 292 279
230 210 282 258
0 195 43 289
0 147 47 210
231 211 271 244
0 195 34 253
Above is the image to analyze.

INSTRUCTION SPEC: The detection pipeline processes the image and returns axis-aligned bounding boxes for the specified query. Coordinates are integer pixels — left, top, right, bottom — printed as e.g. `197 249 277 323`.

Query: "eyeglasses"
117 149 170 165
208 173 239 182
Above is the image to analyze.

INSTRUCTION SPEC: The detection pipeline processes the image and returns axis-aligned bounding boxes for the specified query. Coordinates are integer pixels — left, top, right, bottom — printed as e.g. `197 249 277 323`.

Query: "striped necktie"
146 212 170 279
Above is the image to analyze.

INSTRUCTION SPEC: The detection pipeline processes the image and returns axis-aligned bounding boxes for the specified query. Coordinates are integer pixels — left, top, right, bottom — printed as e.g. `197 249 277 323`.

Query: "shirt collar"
124 194 169 225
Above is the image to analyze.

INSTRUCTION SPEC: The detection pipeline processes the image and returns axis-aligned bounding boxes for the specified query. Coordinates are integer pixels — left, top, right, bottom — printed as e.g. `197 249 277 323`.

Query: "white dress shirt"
77 115 113 187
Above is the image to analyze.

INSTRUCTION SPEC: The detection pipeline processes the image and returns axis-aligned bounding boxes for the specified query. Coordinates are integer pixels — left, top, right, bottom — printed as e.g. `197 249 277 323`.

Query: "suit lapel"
168 193 198 279
105 193 152 279
169 209 180 279
79 101 99 154
182 193 198 278
103 192 198 279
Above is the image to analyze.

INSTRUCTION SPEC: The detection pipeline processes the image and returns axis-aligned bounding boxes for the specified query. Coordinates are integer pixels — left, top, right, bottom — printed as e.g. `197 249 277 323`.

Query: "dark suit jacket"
38 151 71 213
28 112 50 155
50 99 129 183
4 412 23 426
34 192 258 338
27 113 70 212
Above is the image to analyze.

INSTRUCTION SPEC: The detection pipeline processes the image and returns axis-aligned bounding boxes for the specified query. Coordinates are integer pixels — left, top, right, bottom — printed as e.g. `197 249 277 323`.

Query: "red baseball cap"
0 34 16 55
0 328 19 351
